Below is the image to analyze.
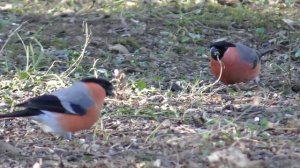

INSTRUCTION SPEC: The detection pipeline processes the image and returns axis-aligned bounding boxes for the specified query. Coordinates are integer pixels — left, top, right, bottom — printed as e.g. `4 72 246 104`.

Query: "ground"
0 0 300 168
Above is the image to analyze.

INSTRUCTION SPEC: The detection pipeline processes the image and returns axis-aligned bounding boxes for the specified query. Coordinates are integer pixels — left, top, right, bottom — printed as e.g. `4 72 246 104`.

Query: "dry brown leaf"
108 44 130 54
266 121 277 129
282 18 299 30
217 0 240 6
32 161 42 168
153 159 161 167
207 147 264 168
0 141 22 157
160 119 171 128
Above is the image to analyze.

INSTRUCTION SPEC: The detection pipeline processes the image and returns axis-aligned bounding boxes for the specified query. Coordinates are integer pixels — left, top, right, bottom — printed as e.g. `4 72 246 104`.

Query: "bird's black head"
81 77 114 96
209 41 235 60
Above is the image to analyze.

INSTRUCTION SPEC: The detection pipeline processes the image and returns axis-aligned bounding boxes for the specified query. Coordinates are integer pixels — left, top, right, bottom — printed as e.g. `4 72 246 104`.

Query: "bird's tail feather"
0 109 43 119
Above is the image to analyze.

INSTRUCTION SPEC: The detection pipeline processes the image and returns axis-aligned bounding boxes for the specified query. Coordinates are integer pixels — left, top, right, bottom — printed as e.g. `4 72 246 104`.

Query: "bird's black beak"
210 47 220 60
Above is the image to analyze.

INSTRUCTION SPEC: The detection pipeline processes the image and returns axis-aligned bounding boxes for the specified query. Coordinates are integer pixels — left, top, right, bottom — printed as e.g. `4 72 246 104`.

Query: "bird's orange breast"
210 47 261 84
56 83 106 132
56 106 101 132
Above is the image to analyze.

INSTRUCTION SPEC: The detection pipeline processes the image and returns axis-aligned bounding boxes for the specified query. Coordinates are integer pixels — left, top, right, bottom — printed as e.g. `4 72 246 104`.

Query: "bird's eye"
210 47 220 57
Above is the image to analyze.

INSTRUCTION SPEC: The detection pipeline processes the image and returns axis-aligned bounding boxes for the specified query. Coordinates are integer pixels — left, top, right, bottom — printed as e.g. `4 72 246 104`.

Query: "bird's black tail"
0 109 43 119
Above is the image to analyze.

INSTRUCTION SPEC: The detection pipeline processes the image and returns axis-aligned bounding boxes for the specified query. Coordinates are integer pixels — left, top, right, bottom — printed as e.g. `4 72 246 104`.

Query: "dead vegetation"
0 0 300 167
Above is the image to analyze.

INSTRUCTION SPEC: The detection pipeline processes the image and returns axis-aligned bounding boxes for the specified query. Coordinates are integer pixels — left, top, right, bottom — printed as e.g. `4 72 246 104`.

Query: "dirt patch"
0 1 300 167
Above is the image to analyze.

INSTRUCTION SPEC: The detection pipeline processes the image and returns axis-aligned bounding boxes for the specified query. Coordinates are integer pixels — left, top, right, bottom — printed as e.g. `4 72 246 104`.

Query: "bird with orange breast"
209 41 272 84
0 77 113 139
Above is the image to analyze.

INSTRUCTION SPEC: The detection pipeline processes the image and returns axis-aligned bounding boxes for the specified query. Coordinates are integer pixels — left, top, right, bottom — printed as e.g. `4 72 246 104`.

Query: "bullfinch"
0 77 113 139
209 41 272 84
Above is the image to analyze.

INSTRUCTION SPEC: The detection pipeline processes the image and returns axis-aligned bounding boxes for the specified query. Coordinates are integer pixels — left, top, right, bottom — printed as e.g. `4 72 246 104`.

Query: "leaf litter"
0 1 300 168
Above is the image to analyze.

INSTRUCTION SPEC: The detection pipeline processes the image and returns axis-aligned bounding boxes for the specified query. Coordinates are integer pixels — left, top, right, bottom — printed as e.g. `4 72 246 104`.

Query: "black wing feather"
17 94 86 115
17 95 69 114
70 103 86 115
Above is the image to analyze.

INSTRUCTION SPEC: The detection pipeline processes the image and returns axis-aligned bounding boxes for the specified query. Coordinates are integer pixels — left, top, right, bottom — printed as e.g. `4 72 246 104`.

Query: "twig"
108 115 157 119
198 56 224 93
288 30 292 85
0 21 28 56
61 22 91 77
145 123 162 142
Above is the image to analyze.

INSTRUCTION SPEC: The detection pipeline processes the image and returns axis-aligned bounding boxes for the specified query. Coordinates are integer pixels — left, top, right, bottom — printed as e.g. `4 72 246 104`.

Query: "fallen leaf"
108 44 130 54
32 163 41 168
153 159 161 167
207 147 264 168
0 141 22 157
282 18 299 30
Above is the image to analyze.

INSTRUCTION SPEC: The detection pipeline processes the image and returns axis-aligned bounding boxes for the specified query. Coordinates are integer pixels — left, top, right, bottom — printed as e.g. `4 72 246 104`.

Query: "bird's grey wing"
235 43 260 69
50 82 94 115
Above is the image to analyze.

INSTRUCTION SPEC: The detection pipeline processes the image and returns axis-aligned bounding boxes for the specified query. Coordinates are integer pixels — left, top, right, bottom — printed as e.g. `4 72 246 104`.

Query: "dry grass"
0 0 300 167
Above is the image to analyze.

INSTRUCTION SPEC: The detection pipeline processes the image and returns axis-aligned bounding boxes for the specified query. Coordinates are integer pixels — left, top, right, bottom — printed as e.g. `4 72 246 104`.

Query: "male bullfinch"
209 41 272 84
0 77 113 139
